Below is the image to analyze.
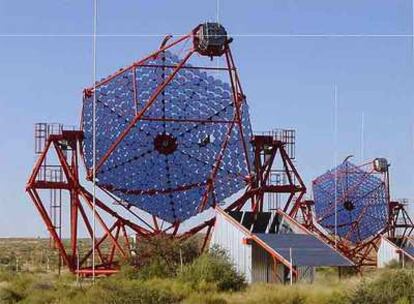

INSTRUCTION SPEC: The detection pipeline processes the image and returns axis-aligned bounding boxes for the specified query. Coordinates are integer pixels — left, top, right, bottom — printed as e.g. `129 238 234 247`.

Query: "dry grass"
1 238 414 304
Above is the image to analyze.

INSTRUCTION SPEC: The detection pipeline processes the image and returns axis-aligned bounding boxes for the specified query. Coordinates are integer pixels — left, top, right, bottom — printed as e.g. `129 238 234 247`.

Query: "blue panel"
403 246 414 257
313 161 388 243
82 51 253 223
255 233 353 267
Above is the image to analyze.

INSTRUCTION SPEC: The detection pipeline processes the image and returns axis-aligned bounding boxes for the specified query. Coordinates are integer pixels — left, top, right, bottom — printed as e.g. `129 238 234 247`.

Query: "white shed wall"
210 212 253 283
378 238 399 268
251 243 285 283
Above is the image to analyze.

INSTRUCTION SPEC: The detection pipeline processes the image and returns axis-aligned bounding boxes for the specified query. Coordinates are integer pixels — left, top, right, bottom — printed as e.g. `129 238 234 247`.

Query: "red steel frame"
27 130 143 275
225 134 306 215
26 129 217 275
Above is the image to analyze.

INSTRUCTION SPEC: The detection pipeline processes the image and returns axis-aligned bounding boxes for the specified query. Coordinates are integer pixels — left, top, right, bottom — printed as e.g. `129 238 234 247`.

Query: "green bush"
0 271 79 304
77 278 183 304
395 297 411 304
124 235 200 280
178 246 246 292
0 269 14 283
0 287 22 304
182 293 228 304
384 259 401 269
349 269 414 304
3 273 35 300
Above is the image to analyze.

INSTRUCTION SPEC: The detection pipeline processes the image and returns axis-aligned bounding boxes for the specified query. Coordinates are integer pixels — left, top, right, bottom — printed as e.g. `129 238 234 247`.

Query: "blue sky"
0 1 413 236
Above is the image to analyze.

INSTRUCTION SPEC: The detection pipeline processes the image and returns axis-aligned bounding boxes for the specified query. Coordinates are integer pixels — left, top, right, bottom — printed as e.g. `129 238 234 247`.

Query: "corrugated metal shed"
211 207 354 284
378 237 414 268
210 208 253 282
377 237 399 268
251 242 314 283
254 233 353 267
252 243 275 283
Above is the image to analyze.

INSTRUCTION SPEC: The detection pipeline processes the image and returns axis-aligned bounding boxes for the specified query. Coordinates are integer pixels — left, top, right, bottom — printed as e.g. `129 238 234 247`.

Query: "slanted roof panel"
252 212 272 233
241 212 255 230
228 211 243 223
254 233 353 267
403 246 414 258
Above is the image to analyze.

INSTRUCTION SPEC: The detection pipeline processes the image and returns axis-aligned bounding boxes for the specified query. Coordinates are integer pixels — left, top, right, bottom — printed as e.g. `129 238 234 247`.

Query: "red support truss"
226 133 306 215
26 128 215 276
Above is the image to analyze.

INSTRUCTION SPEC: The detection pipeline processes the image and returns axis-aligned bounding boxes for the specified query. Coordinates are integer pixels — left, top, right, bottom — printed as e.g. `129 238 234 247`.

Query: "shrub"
395 297 411 304
0 287 22 304
348 269 414 304
19 290 57 304
124 235 200 280
182 293 228 304
3 273 34 300
0 269 13 283
77 278 183 304
178 246 246 292
384 259 401 269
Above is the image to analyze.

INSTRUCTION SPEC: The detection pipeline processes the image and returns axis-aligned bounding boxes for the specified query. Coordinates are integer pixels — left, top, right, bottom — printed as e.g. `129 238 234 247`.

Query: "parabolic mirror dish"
82 50 253 223
312 161 388 243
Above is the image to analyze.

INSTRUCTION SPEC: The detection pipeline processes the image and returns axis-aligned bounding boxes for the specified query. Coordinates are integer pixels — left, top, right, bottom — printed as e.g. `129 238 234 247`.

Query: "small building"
378 236 414 268
210 207 354 284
